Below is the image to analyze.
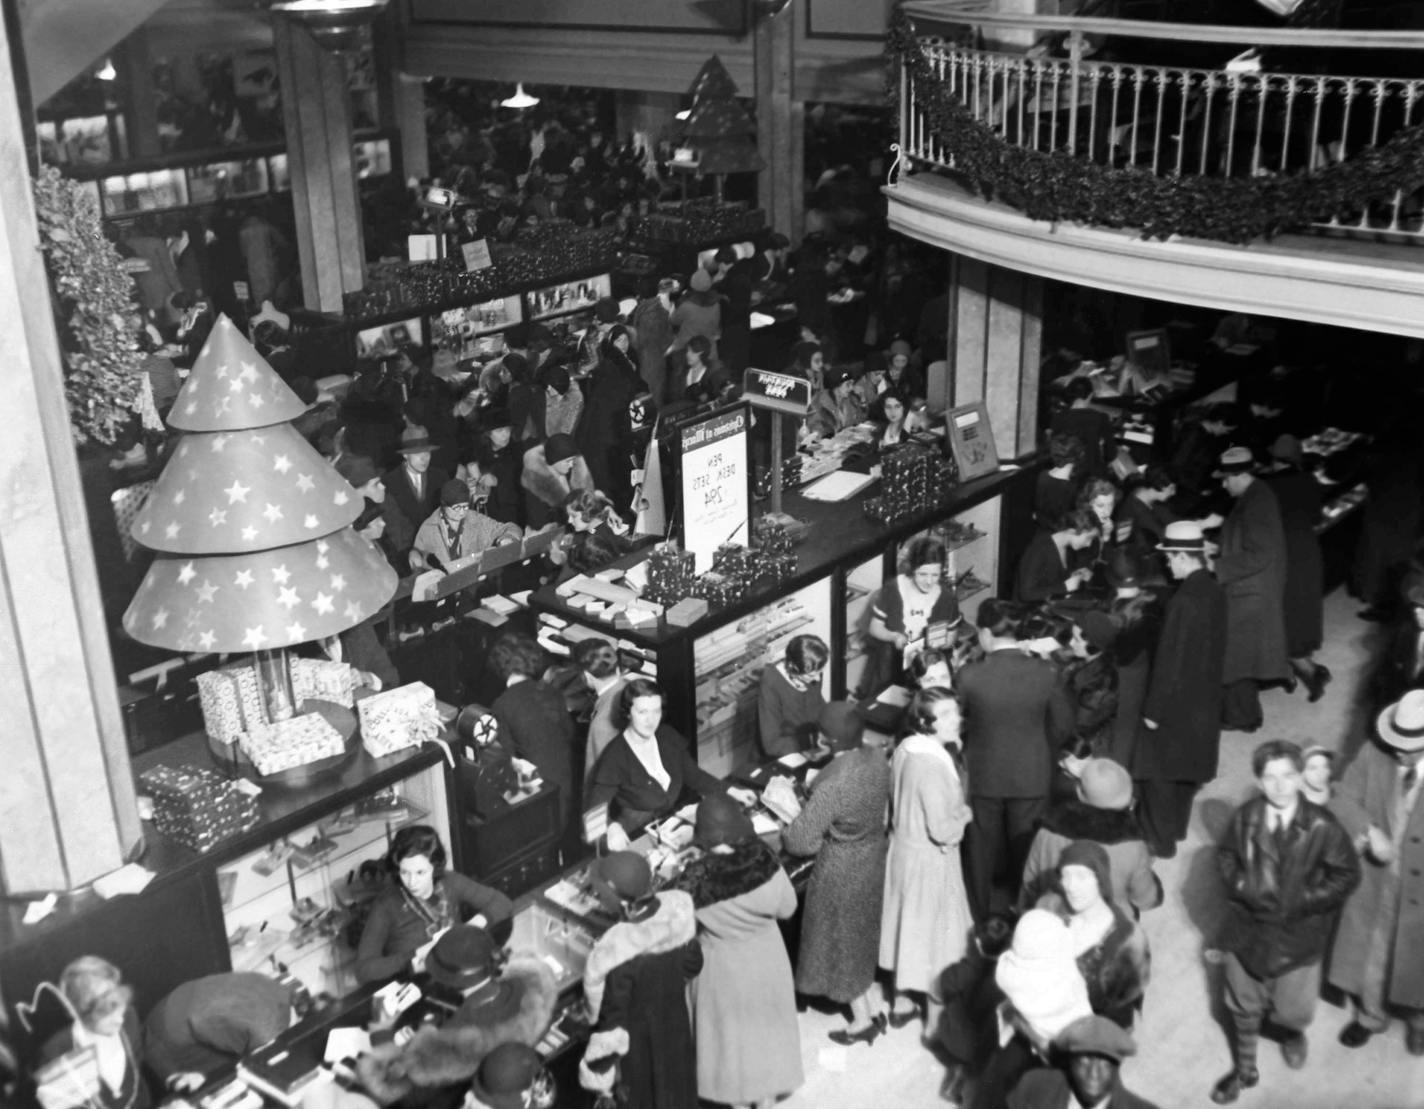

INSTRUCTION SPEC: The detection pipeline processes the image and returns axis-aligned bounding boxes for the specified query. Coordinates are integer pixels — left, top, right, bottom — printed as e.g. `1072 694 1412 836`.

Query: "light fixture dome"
269 0 388 53
501 83 540 110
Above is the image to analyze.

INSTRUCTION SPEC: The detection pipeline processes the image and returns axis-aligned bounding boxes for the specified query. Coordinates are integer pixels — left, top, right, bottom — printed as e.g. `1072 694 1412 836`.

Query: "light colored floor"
771 589 1424 1109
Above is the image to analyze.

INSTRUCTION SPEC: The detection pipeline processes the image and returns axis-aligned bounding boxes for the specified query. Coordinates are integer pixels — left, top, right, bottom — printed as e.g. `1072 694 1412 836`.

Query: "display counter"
530 464 1035 775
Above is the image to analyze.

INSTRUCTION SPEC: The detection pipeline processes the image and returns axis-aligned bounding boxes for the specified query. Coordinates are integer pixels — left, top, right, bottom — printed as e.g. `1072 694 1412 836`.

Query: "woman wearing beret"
782 702 891 1044
676 794 803 1108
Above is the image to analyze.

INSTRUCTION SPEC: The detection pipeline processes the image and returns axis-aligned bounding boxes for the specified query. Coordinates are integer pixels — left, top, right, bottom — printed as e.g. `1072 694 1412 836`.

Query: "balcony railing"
893 1 1424 244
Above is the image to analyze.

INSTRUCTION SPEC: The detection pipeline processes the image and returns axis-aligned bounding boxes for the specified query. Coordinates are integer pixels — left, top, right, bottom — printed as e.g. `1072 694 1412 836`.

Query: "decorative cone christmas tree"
123 314 396 724
677 55 765 197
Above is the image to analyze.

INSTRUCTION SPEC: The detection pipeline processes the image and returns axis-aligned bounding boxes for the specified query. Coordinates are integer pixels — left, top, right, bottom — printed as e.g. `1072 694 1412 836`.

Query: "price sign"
742 368 812 417
678 404 752 573
945 401 999 481
461 238 492 272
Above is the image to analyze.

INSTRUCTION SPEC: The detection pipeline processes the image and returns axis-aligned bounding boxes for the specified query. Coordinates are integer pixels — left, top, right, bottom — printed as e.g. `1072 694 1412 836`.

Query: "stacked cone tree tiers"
677 55 766 176
122 314 396 654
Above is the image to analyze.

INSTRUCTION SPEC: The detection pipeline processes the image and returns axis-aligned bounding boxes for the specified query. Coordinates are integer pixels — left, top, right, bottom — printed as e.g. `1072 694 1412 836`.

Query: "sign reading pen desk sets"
678 403 752 573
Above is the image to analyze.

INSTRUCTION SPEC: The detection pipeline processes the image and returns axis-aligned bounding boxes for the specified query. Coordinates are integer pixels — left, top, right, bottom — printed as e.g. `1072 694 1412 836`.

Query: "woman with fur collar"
675 794 803 1109
355 927 557 1104
579 852 701 1109
1019 758 1162 917
520 433 594 529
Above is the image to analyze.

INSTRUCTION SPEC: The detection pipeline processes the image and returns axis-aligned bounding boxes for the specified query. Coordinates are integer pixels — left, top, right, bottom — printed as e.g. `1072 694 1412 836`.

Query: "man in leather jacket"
1209 739 1360 1103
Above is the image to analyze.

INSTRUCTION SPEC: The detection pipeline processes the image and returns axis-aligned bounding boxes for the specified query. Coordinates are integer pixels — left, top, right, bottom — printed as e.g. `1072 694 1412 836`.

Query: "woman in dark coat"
576 324 643 512
580 852 701 1109
1262 434 1330 700
782 702 891 1042
489 632 578 848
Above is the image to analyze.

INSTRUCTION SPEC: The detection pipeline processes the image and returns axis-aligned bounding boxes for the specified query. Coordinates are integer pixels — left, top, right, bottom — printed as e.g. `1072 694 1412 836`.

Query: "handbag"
19 982 102 1109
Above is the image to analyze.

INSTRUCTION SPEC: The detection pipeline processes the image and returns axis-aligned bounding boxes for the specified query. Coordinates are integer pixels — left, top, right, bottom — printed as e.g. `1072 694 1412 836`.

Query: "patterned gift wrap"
646 544 696 607
357 681 442 758
291 658 357 708
196 665 265 744
239 711 347 775
139 763 260 852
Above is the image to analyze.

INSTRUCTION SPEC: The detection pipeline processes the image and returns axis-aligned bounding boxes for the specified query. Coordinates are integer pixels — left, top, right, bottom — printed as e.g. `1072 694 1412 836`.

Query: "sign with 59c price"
680 406 751 574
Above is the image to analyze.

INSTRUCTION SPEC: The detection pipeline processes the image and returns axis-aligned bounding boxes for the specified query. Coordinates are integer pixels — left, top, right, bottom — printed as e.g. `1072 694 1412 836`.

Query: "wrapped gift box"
357 681 441 758
291 658 357 708
196 665 265 745
240 711 347 775
139 764 260 853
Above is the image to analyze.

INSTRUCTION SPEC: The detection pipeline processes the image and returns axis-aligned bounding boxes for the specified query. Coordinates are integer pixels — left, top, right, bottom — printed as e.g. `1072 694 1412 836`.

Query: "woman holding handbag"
34 957 151 1109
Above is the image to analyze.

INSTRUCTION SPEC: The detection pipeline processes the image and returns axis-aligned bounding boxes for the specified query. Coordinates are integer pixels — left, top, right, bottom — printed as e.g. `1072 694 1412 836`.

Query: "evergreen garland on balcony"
888 8 1424 244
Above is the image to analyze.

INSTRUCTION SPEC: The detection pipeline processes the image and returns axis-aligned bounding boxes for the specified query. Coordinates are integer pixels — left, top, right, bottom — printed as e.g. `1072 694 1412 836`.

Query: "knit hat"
1055 1015 1136 1061
544 433 579 465
1059 839 1114 904
594 296 620 323
440 478 471 508
818 701 865 752
588 851 652 914
396 425 434 455
694 792 756 849
469 1043 545 1109
995 910 1093 1042
657 276 681 295
822 366 849 391
690 269 713 293
426 925 496 991
1076 758 1133 811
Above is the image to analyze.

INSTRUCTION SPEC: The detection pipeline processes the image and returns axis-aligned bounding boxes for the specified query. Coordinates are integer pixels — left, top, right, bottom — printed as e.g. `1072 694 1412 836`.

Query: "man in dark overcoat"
1328 690 1424 1056
958 597 1077 920
1133 521 1227 857
1209 446 1289 732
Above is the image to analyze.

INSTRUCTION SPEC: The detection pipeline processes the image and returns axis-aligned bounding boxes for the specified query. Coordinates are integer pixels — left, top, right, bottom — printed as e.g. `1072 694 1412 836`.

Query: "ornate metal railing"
893 1 1424 243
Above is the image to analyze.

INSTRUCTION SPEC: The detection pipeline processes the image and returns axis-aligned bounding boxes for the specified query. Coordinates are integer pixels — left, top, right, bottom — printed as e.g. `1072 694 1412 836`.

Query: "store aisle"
774 588 1424 1109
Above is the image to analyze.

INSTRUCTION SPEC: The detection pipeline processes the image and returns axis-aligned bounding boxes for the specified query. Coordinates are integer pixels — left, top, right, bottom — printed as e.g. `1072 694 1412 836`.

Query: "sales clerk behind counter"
355 825 513 985
585 678 757 851
409 479 522 574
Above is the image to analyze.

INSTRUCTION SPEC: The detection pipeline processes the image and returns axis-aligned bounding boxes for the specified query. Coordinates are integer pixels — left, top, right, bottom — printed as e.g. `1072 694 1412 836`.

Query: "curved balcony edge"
885 174 1424 340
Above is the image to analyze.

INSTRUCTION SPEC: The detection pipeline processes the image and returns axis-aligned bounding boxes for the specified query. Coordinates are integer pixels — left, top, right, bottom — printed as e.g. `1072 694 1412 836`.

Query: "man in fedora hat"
1210 740 1359 1103
1133 521 1227 857
1007 1015 1161 1109
1327 689 1424 1056
1210 445 1290 732
381 425 448 563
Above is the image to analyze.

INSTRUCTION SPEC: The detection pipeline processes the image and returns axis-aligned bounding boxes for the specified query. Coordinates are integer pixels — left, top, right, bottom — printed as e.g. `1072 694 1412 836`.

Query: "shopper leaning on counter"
782 702 891 1045
355 825 513 985
585 678 755 850
676 793 803 1108
580 852 701 1109
756 633 829 760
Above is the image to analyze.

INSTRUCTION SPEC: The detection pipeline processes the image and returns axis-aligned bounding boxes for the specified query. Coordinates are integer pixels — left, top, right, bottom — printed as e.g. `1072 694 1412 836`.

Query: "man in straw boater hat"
1132 522 1227 858
1327 688 1424 1056
1207 445 1290 733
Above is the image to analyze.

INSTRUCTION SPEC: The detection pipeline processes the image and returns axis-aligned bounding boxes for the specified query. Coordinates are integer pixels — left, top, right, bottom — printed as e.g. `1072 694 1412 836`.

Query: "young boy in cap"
1006 1015 1161 1109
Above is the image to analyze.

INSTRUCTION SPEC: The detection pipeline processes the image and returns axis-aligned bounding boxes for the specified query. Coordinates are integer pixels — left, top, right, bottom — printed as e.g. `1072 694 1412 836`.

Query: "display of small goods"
528 272 612 321
879 442 959 522
139 763 261 853
354 315 424 360
627 198 766 244
101 168 188 214
645 542 698 607
356 681 442 758
1302 428 1368 457
187 158 270 205
431 295 523 354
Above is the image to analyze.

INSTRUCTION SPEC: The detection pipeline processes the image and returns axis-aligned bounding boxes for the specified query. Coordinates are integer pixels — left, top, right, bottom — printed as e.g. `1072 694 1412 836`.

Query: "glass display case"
187 157 270 204
527 273 611 322
843 552 887 700
101 168 188 214
354 315 424 361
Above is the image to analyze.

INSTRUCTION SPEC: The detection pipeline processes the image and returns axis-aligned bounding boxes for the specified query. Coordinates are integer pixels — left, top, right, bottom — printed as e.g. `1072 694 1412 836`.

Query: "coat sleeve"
921 761 972 848
1125 848 1165 912
1216 810 1249 903
1327 751 1373 842
445 872 515 929
1045 672 1077 748
355 896 409 984
1300 816 1362 916
1214 487 1283 586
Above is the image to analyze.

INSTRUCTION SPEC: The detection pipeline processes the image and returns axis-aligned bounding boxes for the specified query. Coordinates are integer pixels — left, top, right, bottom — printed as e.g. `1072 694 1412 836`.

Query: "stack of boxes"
645 543 697 607
878 444 960 523
139 764 261 853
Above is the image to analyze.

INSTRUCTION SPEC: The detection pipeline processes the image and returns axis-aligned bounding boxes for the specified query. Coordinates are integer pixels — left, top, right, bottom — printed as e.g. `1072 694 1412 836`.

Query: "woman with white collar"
39 957 152 1109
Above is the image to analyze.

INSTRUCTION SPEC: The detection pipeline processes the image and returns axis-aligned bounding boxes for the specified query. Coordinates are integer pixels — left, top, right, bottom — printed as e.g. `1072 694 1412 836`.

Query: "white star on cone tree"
123 314 396 656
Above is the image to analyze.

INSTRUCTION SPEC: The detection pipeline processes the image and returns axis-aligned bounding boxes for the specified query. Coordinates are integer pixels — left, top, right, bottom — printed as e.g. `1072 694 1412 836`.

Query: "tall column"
947 254 1043 459
392 74 430 182
273 18 365 313
754 2 802 241
0 10 142 891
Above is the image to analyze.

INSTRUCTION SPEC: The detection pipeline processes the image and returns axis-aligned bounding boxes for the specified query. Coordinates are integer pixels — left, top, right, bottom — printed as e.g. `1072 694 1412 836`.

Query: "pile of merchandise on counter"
754 455 804 500
865 443 958 525
139 764 261 853
626 198 766 244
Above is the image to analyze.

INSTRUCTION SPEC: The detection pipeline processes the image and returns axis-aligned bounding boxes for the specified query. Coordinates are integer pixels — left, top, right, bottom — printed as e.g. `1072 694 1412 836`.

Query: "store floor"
769 588 1424 1109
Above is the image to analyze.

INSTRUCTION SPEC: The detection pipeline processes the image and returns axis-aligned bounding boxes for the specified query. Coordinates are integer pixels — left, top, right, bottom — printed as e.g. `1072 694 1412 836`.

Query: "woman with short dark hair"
756 634 830 759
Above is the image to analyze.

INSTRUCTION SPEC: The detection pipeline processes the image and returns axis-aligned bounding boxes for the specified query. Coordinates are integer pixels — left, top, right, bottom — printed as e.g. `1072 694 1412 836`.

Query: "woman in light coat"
879 686 975 1032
